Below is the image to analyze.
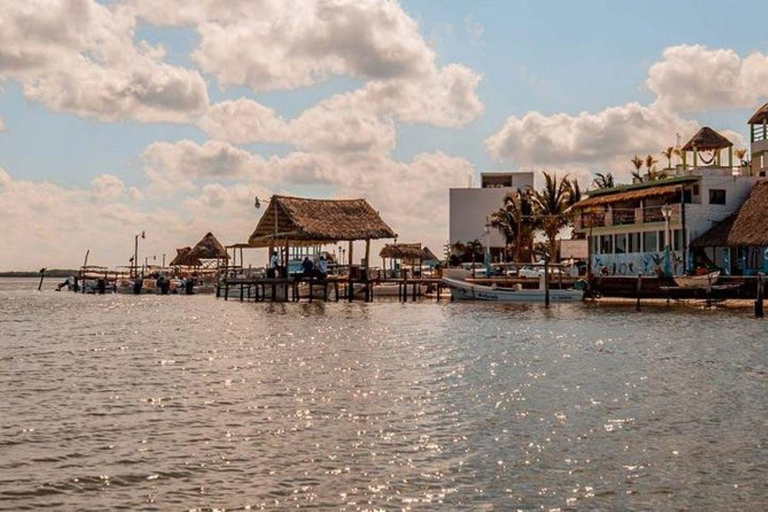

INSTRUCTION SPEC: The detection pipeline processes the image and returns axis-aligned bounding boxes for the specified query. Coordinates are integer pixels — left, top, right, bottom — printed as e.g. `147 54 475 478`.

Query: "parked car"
518 264 563 278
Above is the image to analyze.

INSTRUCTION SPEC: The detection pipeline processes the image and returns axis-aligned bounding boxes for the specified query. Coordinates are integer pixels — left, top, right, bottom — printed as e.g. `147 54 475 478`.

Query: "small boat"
441 277 584 302
674 271 720 289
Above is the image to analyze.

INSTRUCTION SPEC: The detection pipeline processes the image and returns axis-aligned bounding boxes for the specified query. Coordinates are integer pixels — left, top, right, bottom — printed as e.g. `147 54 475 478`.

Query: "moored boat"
674 271 720 289
441 277 584 302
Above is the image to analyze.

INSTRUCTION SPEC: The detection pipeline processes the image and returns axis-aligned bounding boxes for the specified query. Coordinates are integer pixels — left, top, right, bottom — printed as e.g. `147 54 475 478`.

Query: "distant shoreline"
0 270 79 278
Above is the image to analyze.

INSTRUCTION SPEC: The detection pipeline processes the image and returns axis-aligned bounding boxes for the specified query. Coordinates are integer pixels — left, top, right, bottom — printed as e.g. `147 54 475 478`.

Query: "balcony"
574 204 680 230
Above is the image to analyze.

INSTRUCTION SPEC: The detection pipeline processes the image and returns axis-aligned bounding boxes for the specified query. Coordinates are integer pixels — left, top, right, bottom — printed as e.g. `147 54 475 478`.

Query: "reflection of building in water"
449 171 534 255
570 104 768 277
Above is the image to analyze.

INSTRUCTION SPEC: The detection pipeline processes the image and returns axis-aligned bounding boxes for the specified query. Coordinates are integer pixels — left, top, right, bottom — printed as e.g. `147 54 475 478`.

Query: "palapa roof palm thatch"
690 214 738 249
422 246 439 262
748 103 768 125
190 232 230 260
571 184 683 209
726 180 768 247
691 181 768 248
169 246 202 267
379 243 423 260
248 195 396 247
681 127 733 151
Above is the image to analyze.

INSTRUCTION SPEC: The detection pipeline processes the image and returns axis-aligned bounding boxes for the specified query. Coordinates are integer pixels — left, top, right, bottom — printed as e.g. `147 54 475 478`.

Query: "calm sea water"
1 278 767 511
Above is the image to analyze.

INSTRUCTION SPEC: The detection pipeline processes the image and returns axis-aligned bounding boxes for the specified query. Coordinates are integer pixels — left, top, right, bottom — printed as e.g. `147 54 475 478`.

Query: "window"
601 234 613 254
643 231 658 252
658 230 666 249
683 189 693 203
693 184 700 195
615 233 627 253
709 189 726 205
628 233 641 253
592 235 600 254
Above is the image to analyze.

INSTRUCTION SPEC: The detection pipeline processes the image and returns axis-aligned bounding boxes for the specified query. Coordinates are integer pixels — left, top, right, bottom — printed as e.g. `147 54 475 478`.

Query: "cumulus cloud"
90 174 127 201
648 44 768 112
0 0 209 122
198 99 289 144
0 115 6 131
131 0 436 91
141 139 265 189
485 103 700 175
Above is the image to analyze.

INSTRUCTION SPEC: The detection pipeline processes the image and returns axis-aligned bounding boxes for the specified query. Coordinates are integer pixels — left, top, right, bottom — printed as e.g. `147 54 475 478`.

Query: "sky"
2 0 768 270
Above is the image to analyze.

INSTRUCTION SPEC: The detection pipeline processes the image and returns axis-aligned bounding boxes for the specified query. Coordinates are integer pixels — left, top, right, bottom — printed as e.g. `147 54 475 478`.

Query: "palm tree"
531 173 580 263
645 154 658 179
489 189 536 263
631 155 644 182
592 172 615 190
734 148 748 166
662 147 675 169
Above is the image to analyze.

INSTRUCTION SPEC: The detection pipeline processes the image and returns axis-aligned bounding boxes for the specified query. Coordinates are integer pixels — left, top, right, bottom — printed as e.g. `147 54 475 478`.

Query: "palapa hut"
690 180 768 274
248 195 396 283
421 247 440 267
681 126 734 168
380 243 423 277
169 246 202 267
189 232 230 268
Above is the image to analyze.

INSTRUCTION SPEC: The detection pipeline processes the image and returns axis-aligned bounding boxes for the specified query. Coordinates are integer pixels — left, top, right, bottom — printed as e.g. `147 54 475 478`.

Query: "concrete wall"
448 172 534 249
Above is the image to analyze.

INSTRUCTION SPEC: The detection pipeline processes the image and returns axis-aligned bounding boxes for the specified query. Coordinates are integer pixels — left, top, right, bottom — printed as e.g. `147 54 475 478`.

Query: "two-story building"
570 108 768 277
449 171 534 257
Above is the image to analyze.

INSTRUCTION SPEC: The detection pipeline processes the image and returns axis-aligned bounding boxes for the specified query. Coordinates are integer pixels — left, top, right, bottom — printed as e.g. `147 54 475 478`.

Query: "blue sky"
1 0 768 269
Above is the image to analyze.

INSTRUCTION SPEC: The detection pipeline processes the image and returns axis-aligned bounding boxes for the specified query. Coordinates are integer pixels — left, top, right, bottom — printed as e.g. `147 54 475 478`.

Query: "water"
1 278 767 510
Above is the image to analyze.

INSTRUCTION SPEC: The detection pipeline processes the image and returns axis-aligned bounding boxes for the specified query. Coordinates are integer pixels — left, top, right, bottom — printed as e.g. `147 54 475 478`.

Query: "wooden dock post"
635 272 642 311
544 259 550 308
37 268 46 291
347 240 354 302
756 272 764 318
224 281 229 300
239 283 244 302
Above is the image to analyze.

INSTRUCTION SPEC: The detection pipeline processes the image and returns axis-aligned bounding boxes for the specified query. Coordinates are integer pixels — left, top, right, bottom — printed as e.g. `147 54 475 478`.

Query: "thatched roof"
727 180 768 247
422 246 439 262
248 195 396 247
380 243 423 260
572 184 682 209
169 247 202 267
682 127 732 151
690 214 737 249
748 103 768 125
190 232 229 260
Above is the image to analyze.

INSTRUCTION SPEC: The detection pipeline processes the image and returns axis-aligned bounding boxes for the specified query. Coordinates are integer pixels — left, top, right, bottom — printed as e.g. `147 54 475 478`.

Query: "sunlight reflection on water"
1 278 767 510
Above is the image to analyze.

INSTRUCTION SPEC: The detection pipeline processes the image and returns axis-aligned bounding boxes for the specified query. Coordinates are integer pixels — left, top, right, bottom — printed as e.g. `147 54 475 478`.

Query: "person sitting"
301 256 314 278
317 255 328 279
267 250 279 278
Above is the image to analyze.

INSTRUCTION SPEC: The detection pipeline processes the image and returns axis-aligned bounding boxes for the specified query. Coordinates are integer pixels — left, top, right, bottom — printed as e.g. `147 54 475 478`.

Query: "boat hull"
442 277 583 302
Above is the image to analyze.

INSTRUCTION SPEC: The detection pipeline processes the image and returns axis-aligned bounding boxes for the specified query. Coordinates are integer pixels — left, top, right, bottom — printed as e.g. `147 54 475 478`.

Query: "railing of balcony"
612 209 636 225
574 204 679 229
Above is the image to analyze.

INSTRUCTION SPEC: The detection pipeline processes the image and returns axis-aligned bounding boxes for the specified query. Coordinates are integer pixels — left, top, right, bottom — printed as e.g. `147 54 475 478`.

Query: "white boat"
674 271 720 289
441 277 584 302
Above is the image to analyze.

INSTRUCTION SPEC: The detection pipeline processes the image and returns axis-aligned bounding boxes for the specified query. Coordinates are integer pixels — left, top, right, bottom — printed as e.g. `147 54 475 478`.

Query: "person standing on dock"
269 250 279 278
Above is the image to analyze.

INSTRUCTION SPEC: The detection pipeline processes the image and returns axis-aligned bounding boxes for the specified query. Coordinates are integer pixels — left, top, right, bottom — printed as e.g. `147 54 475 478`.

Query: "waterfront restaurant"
569 112 768 276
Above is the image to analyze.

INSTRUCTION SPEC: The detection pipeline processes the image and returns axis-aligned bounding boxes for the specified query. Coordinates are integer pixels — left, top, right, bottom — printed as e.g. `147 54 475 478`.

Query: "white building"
449 172 534 252
571 121 763 277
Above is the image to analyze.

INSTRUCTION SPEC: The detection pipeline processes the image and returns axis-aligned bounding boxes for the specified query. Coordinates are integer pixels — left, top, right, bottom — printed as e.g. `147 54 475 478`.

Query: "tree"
662 147 675 169
489 189 536 263
592 172 615 190
631 155 644 182
645 154 658 179
531 172 580 263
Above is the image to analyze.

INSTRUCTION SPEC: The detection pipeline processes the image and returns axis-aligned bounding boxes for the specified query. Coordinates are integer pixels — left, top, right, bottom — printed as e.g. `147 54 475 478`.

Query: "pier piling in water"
756 272 765 318
635 273 642 311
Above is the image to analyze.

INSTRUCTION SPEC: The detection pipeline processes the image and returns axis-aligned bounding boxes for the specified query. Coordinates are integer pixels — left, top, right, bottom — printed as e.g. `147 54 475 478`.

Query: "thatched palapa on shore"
248 195 396 246
169 246 202 267
190 232 230 260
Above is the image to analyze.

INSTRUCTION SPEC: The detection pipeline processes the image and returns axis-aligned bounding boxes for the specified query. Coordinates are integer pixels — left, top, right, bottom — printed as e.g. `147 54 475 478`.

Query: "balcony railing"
574 204 680 229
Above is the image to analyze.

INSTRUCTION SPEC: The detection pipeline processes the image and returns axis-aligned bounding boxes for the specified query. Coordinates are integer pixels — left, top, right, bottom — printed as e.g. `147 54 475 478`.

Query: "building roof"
380 243 423 260
422 246 440 262
190 232 230 260
748 103 768 125
571 184 684 209
248 195 396 247
690 214 738 249
690 181 768 248
169 247 202 267
681 127 733 151
726 180 768 247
